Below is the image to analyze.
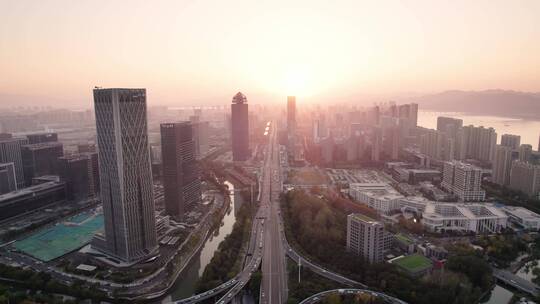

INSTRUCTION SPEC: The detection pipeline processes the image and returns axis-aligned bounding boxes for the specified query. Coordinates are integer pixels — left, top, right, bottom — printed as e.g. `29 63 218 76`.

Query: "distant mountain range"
404 90 540 119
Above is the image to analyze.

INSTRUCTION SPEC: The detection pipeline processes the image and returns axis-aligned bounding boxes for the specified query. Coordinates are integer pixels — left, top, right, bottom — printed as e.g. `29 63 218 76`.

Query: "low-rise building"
422 203 507 233
0 180 66 221
349 183 404 214
502 206 540 231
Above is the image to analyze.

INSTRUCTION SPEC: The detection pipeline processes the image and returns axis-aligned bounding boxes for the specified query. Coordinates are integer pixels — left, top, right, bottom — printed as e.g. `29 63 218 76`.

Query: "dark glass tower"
160 122 201 217
231 92 250 161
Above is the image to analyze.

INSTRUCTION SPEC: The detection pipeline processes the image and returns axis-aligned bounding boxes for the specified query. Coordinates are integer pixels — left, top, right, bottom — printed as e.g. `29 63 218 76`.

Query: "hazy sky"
1 0 539 107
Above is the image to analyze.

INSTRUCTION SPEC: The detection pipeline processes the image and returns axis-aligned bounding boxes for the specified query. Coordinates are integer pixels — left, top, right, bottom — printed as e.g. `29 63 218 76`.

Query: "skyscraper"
21 142 63 186
441 160 485 201
0 163 16 194
510 161 540 199
436 117 463 134
26 132 58 144
231 92 250 161
93 88 157 263
461 125 497 163
161 122 201 217
492 145 513 186
287 96 296 136
519 144 532 162
501 134 521 150
0 136 28 189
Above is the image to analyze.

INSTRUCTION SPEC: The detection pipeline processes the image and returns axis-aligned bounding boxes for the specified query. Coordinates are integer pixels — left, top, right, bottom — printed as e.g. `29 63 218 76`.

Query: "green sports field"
13 212 104 261
393 254 432 273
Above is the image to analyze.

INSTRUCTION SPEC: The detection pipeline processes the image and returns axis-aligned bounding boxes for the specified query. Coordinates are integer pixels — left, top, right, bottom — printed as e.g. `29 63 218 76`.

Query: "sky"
1 0 539 107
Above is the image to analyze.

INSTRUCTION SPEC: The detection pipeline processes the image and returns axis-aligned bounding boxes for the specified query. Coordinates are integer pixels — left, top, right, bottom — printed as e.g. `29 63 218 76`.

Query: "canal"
162 181 242 302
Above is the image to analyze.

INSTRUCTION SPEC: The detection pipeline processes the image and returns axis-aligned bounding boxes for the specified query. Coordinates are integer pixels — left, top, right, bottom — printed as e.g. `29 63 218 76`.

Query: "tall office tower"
501 134 521 150
462 125 497 163
231 92 250 161
21 142 63 186
26 132 58 144
492 145 513 186
420 129 444 160
441 160 485 201
510 161 540 198
320 136 335 165
371 127 382 162
436 117 463 134
0 163 16 194
398 103 418 127
287 96 296 136
346 214 388 264
367 106 380 126
519 144 533 162
384 127 400 160
58 154 91 202
189 116 209 160
0 137 28 189
346 134 364 162
313 114 327 143
93 88 157 263
161 122 201 217
84 152 100 197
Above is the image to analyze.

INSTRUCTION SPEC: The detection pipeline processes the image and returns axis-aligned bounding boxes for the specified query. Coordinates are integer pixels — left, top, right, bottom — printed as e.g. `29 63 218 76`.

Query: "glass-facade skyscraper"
93 88 157 263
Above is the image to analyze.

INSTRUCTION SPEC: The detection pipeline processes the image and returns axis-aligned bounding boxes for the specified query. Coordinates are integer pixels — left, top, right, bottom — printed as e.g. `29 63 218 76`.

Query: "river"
162 181 243 302
418 110 540 147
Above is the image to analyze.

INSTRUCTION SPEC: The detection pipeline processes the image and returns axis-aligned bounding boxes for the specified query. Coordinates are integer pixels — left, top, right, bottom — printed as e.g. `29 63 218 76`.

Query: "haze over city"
2 0 540 107
2 2 540 304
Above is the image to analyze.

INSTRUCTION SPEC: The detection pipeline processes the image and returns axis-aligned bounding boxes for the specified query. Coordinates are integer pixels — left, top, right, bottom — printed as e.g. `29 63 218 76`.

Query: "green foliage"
195 203 252 292
282 189 493 304
474 235 526 267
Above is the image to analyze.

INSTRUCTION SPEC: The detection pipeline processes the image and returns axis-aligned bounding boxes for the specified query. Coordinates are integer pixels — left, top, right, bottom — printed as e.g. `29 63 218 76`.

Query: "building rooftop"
0 181 64 202
350 213 378 224
503 206 540 220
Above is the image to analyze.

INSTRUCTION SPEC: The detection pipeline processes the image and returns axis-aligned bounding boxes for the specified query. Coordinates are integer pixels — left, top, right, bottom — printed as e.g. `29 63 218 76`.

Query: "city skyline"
2 1 540 107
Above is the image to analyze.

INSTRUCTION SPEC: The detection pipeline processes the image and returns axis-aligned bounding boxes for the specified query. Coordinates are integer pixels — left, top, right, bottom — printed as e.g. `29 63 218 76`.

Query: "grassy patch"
392 254 432 273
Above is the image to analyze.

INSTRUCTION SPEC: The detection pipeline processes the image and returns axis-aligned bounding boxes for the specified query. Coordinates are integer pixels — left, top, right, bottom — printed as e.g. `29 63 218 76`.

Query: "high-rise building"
313 115 327 143
510 161 540 199
519 144 532 162
0 163 16 194
461 125 497 163
441 160 485 201
93 88 157 263
420 129 444 160
492 145 513 186
231 92 250 161
371 127 381 162
398 103 418 127
346 214 389 264
58 154 91 202
189 116 209 160
501 134 521 150
161 122 201 218
287 96 296 136
21 142 63 186
26 132 58 144
384 127 400 160
436 117 463 134
0 137 28 189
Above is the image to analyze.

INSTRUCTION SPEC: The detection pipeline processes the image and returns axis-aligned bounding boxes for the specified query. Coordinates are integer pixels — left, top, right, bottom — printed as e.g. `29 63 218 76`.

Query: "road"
260 124 288 304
